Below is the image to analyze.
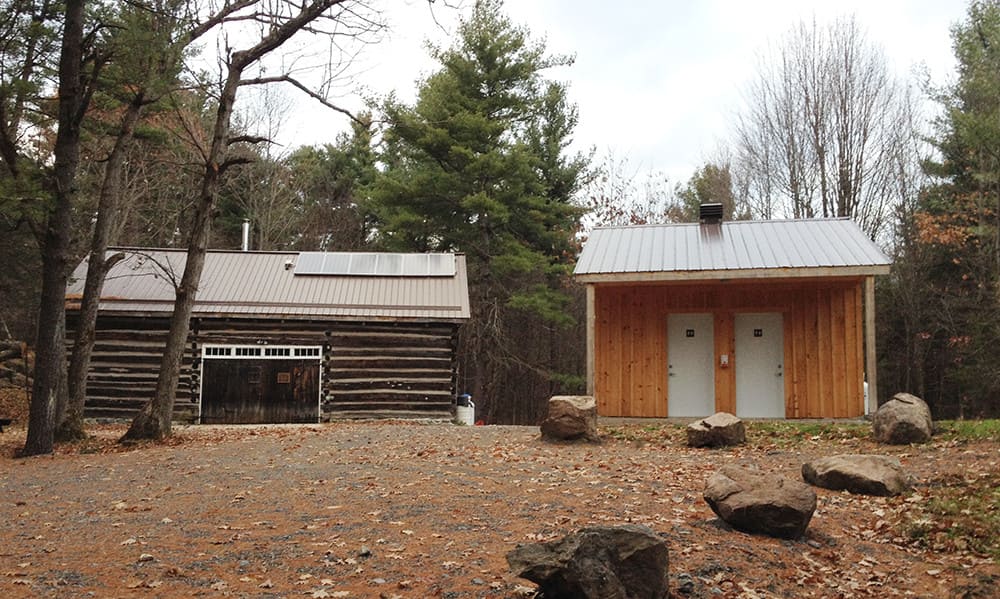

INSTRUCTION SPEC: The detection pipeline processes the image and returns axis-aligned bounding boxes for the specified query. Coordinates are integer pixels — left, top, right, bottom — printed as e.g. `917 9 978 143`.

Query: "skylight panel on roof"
375 253 403 275
295 252 325 274
348 253 377 275
427 253 454 276
402 254 426 275
294 252 455 277
324 253 351 274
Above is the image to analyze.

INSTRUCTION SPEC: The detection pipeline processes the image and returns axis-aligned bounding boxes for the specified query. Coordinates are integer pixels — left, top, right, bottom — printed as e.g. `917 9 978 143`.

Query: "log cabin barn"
65 248 470 423
574 205 891 419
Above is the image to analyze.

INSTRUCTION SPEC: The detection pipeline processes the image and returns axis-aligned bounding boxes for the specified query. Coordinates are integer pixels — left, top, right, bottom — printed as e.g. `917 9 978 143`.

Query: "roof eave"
574 264 891 284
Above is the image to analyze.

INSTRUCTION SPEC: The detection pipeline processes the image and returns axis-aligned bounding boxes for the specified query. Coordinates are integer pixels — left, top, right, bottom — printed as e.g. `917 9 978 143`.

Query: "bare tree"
580 150 680 228
122 0 384 441
732 17 919 239
219 89 304 250
59 0 253 441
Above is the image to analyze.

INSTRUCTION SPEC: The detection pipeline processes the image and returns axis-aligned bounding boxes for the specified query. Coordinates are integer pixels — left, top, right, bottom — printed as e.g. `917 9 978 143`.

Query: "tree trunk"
59 95 144 442
22 0 87 456
122 79 239 441
52 318 68 425
121 0 356 441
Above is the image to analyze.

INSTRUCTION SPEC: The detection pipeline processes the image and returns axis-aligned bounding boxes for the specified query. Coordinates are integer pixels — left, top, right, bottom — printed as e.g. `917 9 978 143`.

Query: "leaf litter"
0 421 997 597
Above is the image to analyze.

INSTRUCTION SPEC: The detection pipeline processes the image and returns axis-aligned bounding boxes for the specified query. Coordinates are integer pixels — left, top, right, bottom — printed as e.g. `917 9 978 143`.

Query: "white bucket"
456 401 475 426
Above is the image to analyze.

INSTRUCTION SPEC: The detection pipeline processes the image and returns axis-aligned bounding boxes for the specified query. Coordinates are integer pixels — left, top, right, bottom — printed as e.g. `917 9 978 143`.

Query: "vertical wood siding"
593 279 864 418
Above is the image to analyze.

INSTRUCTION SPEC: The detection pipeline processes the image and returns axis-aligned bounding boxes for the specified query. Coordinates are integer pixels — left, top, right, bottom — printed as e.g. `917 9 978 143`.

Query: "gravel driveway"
2 421 997 598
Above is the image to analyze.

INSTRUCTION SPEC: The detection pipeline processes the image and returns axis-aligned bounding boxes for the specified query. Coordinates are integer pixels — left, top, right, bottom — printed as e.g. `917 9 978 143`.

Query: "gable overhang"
575 263 891 285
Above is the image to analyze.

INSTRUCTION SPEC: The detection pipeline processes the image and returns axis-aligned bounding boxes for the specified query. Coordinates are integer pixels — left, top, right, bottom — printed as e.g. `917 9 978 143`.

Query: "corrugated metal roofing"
66 249 471 320
574 218 891 280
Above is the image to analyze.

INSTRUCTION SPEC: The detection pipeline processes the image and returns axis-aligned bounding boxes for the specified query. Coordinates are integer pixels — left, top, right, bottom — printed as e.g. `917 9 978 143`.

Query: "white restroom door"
667 313 715 417
735 312 785 418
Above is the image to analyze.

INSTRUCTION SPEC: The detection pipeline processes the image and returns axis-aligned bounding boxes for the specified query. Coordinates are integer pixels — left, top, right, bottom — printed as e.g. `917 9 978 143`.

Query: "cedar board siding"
69 314 458 422
592 278 864 418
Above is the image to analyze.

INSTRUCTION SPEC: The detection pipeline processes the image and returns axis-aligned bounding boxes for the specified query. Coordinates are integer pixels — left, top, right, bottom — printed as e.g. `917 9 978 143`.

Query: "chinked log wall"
70 314 458 422
593 278 865 419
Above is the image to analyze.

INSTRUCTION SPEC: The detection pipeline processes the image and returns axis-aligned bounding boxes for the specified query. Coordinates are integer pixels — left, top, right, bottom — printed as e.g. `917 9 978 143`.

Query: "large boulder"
703 466 816 539
686 412 746 448
506 524 669 599
802 454 912 496
873 393 933 445
540 395 599 442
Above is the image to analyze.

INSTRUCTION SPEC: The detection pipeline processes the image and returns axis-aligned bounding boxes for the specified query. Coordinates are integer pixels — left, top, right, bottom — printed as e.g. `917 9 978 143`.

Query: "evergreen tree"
368 0 588 423
285 120 377 250
675 162 748 222
896 0 1000 417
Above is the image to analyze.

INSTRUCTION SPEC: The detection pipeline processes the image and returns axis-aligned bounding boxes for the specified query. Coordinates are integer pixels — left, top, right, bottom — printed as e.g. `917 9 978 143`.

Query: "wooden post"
864 276 878 414
586 285 595 396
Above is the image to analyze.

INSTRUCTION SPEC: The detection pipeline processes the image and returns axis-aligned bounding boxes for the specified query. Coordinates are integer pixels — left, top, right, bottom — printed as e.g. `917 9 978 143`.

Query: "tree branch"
185 0 260 44
228 134 272 146
231 0 350 71
219 156 256 173
239 73 365 125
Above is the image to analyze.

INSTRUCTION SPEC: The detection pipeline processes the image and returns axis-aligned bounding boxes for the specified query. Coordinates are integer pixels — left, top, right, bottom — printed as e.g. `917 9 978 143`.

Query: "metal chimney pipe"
241 219 250 251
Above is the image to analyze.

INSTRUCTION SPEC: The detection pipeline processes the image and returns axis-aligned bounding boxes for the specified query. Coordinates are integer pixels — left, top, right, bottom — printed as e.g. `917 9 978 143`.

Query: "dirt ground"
1 420 997 598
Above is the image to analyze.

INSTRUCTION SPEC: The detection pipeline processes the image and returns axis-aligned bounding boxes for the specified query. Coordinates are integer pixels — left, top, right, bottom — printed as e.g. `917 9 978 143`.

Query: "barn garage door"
200 345 322 424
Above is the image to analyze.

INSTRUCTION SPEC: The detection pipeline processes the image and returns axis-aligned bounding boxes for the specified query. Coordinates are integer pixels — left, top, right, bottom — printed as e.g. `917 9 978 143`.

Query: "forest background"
2 0 1000 456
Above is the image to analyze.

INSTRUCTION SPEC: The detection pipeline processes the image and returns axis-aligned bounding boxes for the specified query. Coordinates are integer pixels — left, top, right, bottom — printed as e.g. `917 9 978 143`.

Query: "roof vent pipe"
241 219 250 251
699 203 723 224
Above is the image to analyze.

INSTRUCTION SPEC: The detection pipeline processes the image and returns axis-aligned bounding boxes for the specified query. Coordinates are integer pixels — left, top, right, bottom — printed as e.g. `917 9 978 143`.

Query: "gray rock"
540 395 600 442
873 393 933 445
703 466 816 539
686 412 746 448
507 524 669 599
802 454 913 496
675 572 696 595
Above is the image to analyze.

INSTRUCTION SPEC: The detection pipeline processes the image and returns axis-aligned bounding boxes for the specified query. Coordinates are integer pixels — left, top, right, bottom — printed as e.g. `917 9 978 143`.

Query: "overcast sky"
276 0 967 183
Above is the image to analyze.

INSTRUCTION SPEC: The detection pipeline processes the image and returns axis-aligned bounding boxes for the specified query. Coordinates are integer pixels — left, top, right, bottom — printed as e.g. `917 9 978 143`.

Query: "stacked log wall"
69 314 460 422
322 321 457 419
67 315 199 422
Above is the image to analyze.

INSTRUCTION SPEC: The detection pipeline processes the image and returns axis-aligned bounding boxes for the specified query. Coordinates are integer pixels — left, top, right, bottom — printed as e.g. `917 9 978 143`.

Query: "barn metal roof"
66 249 470 321
574 218 891 282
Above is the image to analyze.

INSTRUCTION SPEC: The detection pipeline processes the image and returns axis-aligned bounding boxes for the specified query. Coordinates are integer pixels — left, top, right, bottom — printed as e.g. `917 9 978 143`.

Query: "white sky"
275 0 966 183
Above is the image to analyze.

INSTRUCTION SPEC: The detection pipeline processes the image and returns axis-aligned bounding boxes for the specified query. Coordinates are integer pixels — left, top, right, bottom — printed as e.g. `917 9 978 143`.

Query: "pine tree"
368 0 588 423
903 0 1000 417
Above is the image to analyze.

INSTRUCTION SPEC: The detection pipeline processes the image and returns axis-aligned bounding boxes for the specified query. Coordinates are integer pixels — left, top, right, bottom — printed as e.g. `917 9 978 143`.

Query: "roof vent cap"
699 203 723 224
